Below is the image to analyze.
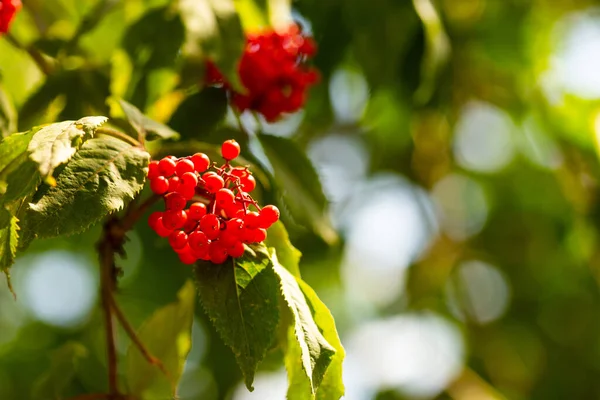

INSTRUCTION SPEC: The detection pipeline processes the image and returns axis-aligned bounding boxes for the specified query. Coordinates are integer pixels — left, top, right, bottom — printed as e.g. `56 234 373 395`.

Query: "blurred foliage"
3 0 600 399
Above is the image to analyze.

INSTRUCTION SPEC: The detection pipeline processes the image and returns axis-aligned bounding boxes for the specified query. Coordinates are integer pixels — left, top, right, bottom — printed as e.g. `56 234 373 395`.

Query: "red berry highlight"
222 140 241 161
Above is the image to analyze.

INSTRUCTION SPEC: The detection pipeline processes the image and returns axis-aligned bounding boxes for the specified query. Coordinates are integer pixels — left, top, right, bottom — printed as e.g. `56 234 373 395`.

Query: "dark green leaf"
167 88 227 140
271 250 336 396
25 136 149 238
298 280 345 400
258 134 337 244
27 116 108 183
265 221 301 277
31 342 88 400
119 99 180 141
126 280 196 399
194 244 280 390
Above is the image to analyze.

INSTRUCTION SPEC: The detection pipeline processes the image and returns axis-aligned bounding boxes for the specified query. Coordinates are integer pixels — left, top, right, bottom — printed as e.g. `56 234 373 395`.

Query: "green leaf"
271 250 336 397
27 116 108 184
119 99 180 141
126 280 196 399
265 220 301 277
25 136 149 238
179 0 246 91
167 88 228 140
31 342 88 400
257 134 337 244
298 280 345 400
0 207 19 279
0 129 36 195
194 244 280 390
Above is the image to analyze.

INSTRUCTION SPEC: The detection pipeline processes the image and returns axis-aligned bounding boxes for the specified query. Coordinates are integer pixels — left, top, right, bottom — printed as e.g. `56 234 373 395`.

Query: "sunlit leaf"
265 220 301 277
119 99 179 141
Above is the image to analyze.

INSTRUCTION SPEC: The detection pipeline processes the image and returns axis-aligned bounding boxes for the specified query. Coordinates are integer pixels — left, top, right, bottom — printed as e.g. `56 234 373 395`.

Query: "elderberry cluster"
206 24 319 122
147 139 280 265
0 0 21 33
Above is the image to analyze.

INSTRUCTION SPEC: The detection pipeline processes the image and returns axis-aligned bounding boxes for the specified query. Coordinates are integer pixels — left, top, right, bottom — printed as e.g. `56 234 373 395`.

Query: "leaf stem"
96 128 142 148
3 32 53 76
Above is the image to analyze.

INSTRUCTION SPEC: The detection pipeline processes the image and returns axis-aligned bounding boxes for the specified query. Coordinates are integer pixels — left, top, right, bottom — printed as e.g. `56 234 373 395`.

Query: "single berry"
158 157 176 176
226 218 245 236
168 231 188 250
181 171 198 188
148 211 162 230
203 173 225 193
176 159 195 177
165 192 187 211
188 230 209 251
178 247 198 265
215 188 235 207
176 183 196 200
228 241 245 258
240 174 256 192
191 153 211 172
219 229 239 247
259 205 280 228
244 211 261 230
221 139 241 161
241 227 258 243
189 202 207 220
150 176 169 194
209 241 229 264
254 228 267 242
154 217 173 238
199 214 221 239
163 210 188 230
168 176 180 192
148 161 160 179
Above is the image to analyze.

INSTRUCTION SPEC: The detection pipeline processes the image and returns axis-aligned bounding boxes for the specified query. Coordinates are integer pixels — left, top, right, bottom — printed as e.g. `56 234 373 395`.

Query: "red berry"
259 205 280 228
165 192 187 211
228 241 245 258
244 211 260 229
150 176 169 194
203 173 225 193
191 153 211 172
176 159 195 177
168 230 188 250
254 228 267 242
199 214 221 239
221 139 241 161
176 183 196 200
240 175 256 192
188 230 209 251
158 157 176 176
215 188 235 207
154 217 173 238
0 0 21 34
148 211 162 229
163 210 188 230
182 218 198 233
226 218 245 236
181 171 198 188
189 202 207 220
178 247 198 265
168 176 181 192
241 227 258 243
148 161 160 179
209 241 229 264
219 229 239 247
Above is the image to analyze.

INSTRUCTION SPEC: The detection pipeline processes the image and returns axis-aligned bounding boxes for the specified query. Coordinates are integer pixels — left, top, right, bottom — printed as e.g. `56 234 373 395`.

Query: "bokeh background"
3 0 600 399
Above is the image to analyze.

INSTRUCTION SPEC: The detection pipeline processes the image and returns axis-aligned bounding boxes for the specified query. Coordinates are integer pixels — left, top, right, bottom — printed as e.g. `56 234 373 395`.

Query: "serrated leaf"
271 250 336 397
126 280 195 399
31 342 88 400
25 136 149 238
168 88 228 140
179 0 246 91
194 244 280 390
27 116 108 182
298 280 345 400
119 99 180 141
258 134 337 244
265 221 301 277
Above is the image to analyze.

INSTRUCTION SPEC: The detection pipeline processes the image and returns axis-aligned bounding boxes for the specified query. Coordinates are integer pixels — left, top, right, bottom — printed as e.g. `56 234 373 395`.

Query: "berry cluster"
206 24 319 122
147 139 280 265
0 0 21 34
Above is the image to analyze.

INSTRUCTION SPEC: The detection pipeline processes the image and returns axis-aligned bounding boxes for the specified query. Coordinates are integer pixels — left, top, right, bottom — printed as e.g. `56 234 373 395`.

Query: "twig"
96 127 142 148
121 195 160 232
3 32 53 76
97 232 120 398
